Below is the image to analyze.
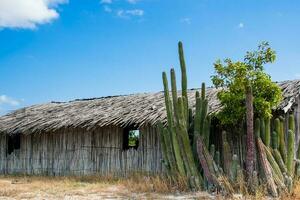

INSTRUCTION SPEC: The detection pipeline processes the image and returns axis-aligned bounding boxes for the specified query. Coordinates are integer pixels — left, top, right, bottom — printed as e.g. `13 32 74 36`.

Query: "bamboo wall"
0 125 163 176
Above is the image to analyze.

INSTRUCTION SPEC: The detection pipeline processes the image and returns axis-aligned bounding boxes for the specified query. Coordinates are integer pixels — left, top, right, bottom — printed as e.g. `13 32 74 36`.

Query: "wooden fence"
0 125 163 176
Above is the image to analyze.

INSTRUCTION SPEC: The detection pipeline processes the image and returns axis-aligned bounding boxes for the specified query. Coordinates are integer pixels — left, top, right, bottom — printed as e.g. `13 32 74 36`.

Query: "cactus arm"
178 41 189 126
170 69 179 123
162 72 174 127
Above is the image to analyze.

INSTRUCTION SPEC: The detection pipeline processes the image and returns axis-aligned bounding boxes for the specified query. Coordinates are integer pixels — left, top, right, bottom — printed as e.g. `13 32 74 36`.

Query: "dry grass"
1 174 300 199
122 173 190 194
280 179 300 200
0 175 126 199
0 174 212 199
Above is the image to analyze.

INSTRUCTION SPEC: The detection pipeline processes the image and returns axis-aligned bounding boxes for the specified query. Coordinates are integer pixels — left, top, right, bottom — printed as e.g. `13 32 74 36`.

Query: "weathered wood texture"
0 125 162 176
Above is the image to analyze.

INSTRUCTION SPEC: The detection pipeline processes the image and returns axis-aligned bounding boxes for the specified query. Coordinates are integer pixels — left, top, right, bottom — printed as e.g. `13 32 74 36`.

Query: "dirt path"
0 177 214 200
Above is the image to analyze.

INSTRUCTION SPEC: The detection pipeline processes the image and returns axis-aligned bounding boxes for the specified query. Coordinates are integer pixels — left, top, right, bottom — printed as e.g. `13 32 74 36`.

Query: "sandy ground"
0 176 215 200
1 176 299 200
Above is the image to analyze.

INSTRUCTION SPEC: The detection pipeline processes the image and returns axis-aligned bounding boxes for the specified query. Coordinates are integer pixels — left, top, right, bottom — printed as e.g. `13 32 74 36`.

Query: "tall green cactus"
177 97 202 187
274 118 281 148
194 93 201 141
272 131 278 150
287 130 295 177
289 114 295 133
275 117 287 164
222 131 232 176
178 42 189 125
265 117 271 147
297 142 300 178
260 118 265 142
170 69 179 122
215 150 221 168
204 116 211 148
194 84 210 149
255 118 260 138
272 149 287 174
210 144 215 159
159 42 213 189
162 72 185 176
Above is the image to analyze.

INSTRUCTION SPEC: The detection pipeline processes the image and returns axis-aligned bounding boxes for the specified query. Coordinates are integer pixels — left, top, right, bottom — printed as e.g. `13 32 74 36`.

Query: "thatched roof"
0 79 300 135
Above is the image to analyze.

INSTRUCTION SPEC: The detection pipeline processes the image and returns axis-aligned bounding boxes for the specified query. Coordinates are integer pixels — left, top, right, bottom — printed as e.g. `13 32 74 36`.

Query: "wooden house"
0 80 299 176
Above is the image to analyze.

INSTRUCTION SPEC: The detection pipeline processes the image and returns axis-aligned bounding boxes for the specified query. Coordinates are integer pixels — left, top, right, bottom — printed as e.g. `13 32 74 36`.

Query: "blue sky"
0 0 300 115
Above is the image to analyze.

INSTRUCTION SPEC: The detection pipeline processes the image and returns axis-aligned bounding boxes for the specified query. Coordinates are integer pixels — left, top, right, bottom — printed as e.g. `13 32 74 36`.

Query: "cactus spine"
287 130 295 177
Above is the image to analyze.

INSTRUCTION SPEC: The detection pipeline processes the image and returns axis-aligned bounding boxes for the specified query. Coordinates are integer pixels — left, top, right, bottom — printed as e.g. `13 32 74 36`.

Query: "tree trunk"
246 85 255 181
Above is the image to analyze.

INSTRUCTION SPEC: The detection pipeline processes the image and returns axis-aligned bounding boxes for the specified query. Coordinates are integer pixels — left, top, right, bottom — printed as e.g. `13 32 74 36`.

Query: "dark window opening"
123 127 140 150
7 134 20 155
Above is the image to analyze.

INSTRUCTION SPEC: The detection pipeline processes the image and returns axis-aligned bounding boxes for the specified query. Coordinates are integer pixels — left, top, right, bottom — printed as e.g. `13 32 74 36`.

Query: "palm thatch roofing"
0 79 300 135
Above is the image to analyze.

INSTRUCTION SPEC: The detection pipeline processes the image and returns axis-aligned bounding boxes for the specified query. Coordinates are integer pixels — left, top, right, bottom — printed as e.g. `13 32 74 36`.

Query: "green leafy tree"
211 41 282 184
211 42 282 126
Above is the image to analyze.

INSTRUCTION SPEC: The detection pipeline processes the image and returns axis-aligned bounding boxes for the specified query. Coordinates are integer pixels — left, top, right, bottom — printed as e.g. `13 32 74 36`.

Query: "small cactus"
230 154 238 182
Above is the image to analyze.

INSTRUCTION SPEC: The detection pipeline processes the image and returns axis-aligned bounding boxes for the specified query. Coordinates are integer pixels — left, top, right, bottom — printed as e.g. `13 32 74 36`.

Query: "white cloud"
0 95 21 106
127 0 139 4
238 22 244 28
180 17 191 25
104 5 112 13
117 9 144 18
0 0 67 29
100 0 112 4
